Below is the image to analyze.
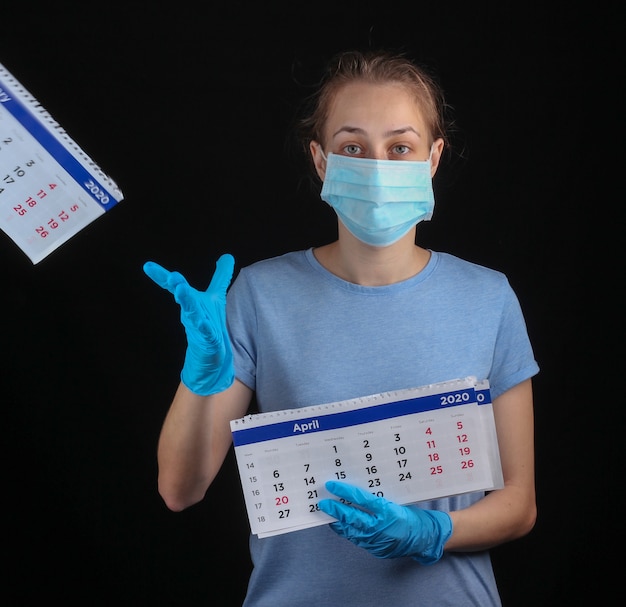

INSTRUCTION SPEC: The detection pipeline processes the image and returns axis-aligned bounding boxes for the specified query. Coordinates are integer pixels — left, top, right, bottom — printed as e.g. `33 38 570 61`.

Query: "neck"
314 227 430 286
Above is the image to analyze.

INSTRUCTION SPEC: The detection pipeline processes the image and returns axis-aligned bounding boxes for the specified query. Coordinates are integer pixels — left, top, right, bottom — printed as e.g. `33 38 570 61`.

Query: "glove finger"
318 498 376 531
143 261 187 295
143 261 171 288
325 480 385 512
318 497 344 520
173 280 199 310
207 253 235 296
328 520 353 539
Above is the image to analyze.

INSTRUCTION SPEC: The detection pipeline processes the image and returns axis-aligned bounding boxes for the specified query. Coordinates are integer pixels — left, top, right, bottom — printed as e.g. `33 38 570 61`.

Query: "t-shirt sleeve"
489 280 539 399
226 268 258 391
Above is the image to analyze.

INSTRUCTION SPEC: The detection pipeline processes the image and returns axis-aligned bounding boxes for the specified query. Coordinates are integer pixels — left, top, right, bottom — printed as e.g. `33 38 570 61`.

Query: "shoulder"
229 249 317 300
242 249 307 272
433 251 510 287
235 250 310 283
429 251 520 311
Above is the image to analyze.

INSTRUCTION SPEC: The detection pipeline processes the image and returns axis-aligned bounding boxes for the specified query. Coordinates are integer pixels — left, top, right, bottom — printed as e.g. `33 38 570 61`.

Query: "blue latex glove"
318 480 453 565
143 254 235 396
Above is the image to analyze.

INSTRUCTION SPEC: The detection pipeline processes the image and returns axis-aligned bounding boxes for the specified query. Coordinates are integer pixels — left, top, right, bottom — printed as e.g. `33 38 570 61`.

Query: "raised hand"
143 254 235 396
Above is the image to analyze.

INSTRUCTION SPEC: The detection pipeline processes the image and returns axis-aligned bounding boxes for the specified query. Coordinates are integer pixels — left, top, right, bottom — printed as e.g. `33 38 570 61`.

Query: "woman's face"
311 81 444 180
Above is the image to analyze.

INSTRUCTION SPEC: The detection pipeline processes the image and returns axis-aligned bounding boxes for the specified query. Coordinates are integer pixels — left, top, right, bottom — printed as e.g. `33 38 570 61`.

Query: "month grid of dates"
230 377 503 538
0 63 123 263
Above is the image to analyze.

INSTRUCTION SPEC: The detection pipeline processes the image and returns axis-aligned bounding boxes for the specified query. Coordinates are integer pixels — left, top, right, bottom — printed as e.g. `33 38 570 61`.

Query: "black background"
1 2 622 605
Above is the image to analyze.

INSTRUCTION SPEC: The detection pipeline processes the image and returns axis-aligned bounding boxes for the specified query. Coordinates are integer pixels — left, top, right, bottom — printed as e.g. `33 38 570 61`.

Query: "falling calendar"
0 63 123 263
231 377 504 538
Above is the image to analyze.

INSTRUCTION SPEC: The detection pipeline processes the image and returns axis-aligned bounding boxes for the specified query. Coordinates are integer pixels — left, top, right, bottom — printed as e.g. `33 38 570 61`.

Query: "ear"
430 138 445 178
310 140 327 181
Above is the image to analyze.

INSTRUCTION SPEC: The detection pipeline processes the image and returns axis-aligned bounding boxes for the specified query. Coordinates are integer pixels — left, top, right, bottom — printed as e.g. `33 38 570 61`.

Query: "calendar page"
230 377 504 538
0 63 123 264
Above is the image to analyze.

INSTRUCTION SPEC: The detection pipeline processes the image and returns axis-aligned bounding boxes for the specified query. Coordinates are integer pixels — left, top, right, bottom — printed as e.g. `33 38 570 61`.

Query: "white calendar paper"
0 63 123 264
230 377 503 538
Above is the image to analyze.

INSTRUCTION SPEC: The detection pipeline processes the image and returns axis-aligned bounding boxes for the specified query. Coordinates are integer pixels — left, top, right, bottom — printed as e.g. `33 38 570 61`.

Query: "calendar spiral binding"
231 376 479 427
0 63 122 198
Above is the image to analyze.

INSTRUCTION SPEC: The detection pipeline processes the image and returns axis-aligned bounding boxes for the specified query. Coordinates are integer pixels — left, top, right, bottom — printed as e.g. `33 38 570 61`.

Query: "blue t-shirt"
227 248 539 607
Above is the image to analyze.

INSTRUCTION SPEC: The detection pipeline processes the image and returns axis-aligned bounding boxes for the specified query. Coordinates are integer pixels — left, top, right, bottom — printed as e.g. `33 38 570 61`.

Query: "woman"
144 49 539 606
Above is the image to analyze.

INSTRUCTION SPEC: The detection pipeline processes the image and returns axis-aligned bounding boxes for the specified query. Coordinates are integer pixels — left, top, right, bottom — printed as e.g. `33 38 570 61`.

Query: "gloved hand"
143 254 235 396
318 480 452 565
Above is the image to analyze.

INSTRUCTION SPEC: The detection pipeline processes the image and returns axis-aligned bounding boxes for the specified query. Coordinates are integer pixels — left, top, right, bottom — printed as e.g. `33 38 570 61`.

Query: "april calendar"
0 63 123 263
230 376 504 538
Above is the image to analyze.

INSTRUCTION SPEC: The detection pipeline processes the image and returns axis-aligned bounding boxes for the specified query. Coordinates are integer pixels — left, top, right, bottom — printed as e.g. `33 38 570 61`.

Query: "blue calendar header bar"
232 388 477 447
0 74 121 209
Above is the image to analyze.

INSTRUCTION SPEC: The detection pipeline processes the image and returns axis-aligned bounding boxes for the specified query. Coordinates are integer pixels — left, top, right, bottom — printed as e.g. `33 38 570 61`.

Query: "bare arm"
445 378 537 551
157 379 253 512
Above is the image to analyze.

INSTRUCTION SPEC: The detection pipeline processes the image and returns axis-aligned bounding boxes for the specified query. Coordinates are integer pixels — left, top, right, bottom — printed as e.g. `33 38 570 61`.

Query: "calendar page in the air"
0 63 123 264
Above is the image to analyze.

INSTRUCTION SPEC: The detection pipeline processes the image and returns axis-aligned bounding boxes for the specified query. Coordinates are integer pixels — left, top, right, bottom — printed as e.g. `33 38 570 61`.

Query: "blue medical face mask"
319 149 435 247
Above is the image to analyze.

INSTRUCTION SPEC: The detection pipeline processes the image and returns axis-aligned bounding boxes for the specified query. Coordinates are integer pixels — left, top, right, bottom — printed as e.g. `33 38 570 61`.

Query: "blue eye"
344 144 362 155
393 145 410 155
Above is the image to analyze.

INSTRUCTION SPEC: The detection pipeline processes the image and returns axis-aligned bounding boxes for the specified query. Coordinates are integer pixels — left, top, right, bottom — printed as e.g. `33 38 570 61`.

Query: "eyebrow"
332 125 422 138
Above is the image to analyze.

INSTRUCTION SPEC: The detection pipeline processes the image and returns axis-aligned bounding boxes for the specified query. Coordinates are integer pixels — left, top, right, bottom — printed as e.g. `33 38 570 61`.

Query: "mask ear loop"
428 143 435 162
315 145 330 182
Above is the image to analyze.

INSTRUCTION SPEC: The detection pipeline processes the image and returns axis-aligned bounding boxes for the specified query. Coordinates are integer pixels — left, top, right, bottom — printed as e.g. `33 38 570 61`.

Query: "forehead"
325 81 428 139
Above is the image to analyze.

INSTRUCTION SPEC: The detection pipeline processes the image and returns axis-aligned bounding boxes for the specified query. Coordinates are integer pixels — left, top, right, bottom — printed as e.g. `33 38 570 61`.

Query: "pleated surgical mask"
320 149 435 247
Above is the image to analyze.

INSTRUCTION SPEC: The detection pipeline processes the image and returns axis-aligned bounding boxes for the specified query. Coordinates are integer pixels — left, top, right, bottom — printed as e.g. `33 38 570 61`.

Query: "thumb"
207 253 235 296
